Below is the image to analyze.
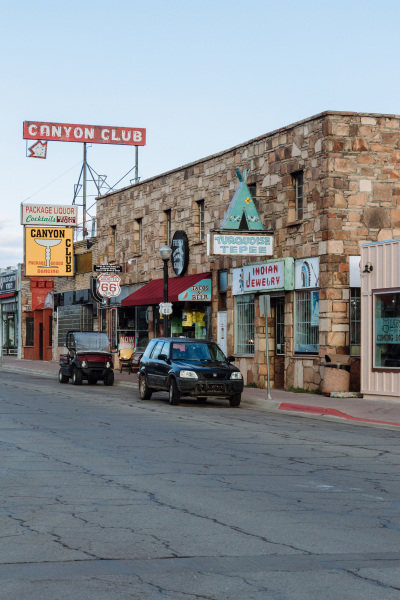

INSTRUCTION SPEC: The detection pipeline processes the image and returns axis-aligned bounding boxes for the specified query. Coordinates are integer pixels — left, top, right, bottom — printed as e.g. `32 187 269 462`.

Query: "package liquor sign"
97 274 121 298
21 203 78 227
23 121 146 146
25 227 74 276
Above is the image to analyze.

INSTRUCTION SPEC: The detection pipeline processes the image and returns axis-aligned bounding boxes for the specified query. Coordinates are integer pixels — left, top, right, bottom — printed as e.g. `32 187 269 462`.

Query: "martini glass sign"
34 239 62 269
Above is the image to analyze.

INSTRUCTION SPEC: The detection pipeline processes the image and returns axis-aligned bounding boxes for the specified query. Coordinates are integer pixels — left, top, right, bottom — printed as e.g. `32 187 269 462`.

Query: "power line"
22 161 82 203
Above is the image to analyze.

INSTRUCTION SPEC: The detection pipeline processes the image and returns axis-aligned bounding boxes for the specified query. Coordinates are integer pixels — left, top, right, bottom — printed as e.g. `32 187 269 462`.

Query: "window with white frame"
294 290 319 354
234 294 255 354
350 287 361 356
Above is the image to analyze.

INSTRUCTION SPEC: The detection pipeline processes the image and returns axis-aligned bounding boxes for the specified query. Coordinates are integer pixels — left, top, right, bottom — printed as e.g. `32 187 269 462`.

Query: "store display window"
373 290 400 369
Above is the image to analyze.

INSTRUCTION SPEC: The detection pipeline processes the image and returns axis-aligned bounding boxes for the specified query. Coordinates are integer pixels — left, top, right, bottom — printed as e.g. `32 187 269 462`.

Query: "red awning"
0 293 15 299
121 273 211 307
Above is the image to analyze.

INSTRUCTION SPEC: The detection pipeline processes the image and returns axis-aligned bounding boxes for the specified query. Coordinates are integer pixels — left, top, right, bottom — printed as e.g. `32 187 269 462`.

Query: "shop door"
39 323 44 360
217 312 227 356
6 314 15 354
274 297 285 389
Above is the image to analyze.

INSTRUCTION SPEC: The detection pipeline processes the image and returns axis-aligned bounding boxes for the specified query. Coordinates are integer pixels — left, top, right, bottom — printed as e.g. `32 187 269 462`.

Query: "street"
0 370 399 599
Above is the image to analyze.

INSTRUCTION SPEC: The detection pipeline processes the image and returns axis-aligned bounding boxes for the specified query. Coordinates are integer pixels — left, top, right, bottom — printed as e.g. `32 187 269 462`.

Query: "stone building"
81 111 400 390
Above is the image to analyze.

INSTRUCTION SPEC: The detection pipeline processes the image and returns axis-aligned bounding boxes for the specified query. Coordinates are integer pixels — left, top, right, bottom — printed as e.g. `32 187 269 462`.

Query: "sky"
2 0 400 268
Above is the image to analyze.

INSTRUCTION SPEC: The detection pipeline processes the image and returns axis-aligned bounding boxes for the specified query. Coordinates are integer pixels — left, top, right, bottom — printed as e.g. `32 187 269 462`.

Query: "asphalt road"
0 370 399 599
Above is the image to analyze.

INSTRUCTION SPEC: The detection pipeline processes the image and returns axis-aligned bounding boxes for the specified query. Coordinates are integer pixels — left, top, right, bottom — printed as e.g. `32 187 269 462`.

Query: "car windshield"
171 342 226 362
73 333 111 353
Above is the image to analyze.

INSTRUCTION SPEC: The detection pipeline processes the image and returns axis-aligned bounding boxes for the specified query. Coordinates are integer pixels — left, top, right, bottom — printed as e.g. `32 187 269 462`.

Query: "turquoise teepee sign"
220 169 263 230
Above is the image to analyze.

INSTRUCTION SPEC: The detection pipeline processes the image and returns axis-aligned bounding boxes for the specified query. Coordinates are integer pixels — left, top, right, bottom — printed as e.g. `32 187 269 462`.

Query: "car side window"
150 341 164 360
160 342 170 357
142 340 157 359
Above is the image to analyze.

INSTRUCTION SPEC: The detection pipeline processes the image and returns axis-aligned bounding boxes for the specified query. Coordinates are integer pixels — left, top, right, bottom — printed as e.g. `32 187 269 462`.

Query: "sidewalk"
2 356 400 428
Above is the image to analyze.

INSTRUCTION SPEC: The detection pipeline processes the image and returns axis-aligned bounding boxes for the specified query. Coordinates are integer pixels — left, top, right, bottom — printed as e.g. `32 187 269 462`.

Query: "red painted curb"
278 403 400 427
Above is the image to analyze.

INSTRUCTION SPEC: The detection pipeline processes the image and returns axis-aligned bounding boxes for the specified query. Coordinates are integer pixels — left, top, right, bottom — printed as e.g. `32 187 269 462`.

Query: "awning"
0 293 15 300
121 273 212 307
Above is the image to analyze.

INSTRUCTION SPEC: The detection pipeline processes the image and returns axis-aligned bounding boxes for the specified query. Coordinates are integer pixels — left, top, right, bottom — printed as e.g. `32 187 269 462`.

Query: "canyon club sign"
23 121 146 146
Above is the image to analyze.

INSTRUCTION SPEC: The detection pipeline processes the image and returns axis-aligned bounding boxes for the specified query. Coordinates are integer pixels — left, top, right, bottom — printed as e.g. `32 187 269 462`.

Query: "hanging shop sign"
97 274 121 298
94 264 122 273
232 258 294 295
25 227 74 276
171 231 189 276
295 257 319 289
178 278 212 302
23 121 146 146
28 140 47 159
0 273 16 293
208 232 273 256
21 203 78 227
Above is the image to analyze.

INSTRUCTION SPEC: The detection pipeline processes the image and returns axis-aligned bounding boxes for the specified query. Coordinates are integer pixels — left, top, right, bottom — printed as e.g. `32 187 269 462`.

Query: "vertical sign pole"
135 146 139 183
83 142 87 239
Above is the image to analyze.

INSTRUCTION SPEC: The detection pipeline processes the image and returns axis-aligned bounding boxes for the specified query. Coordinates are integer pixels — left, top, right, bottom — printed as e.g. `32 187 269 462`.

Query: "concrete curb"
279 402 400 427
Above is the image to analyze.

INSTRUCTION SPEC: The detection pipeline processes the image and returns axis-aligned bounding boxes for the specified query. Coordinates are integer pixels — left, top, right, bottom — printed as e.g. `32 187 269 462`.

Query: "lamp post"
159 244 172 337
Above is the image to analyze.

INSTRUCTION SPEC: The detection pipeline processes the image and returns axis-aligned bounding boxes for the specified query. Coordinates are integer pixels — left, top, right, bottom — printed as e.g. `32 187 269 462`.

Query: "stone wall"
96 111 400 390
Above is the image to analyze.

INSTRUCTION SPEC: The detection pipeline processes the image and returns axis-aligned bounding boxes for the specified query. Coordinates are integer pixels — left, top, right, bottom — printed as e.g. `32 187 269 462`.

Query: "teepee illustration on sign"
220 169 263 231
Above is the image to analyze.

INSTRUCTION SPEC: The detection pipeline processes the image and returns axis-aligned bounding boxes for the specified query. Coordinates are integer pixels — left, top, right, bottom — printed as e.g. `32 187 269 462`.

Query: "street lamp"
159 244 172 337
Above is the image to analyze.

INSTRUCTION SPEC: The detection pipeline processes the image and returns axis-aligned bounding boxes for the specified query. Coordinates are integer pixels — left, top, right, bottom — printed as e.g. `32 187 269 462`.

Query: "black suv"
59 331 114 386
138 337 243 406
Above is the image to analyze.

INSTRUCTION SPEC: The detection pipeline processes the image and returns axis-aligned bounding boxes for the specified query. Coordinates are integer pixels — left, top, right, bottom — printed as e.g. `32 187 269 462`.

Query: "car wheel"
104 371 115 386
229 393 241 407
72 367 83 386
168 378 180 405
139 374 153 400
59 368 69 384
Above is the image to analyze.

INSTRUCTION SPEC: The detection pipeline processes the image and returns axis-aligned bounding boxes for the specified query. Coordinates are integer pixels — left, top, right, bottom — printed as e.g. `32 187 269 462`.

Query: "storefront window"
118 306 149 350
294 290 319 355
374 291 400 368
234 295 255 354
155 305 211 339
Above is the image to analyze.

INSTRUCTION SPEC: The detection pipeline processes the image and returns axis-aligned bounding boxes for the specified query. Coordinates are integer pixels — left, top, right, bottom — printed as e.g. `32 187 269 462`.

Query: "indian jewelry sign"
208 233 273 256
233 259 293 295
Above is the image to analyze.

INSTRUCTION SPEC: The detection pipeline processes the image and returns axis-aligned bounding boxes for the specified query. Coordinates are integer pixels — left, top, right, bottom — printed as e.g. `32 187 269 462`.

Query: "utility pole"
83 142 87 239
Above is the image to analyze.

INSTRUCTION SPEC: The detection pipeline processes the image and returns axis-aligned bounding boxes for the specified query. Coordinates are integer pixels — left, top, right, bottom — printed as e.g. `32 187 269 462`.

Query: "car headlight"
180 370 198 379
106 361 111 369
80 360 88 368
230 372 243 380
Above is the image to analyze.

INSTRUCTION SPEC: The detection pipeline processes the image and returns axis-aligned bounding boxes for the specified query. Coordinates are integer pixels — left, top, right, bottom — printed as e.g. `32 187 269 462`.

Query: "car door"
146 341 164 387
155 342 171 390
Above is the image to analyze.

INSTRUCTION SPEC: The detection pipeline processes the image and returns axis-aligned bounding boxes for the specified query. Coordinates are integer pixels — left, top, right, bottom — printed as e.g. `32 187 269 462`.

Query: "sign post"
259 295 271 400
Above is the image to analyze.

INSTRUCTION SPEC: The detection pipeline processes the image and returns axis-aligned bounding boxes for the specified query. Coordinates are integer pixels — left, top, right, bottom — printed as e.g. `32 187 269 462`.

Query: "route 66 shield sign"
97 274 121 298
